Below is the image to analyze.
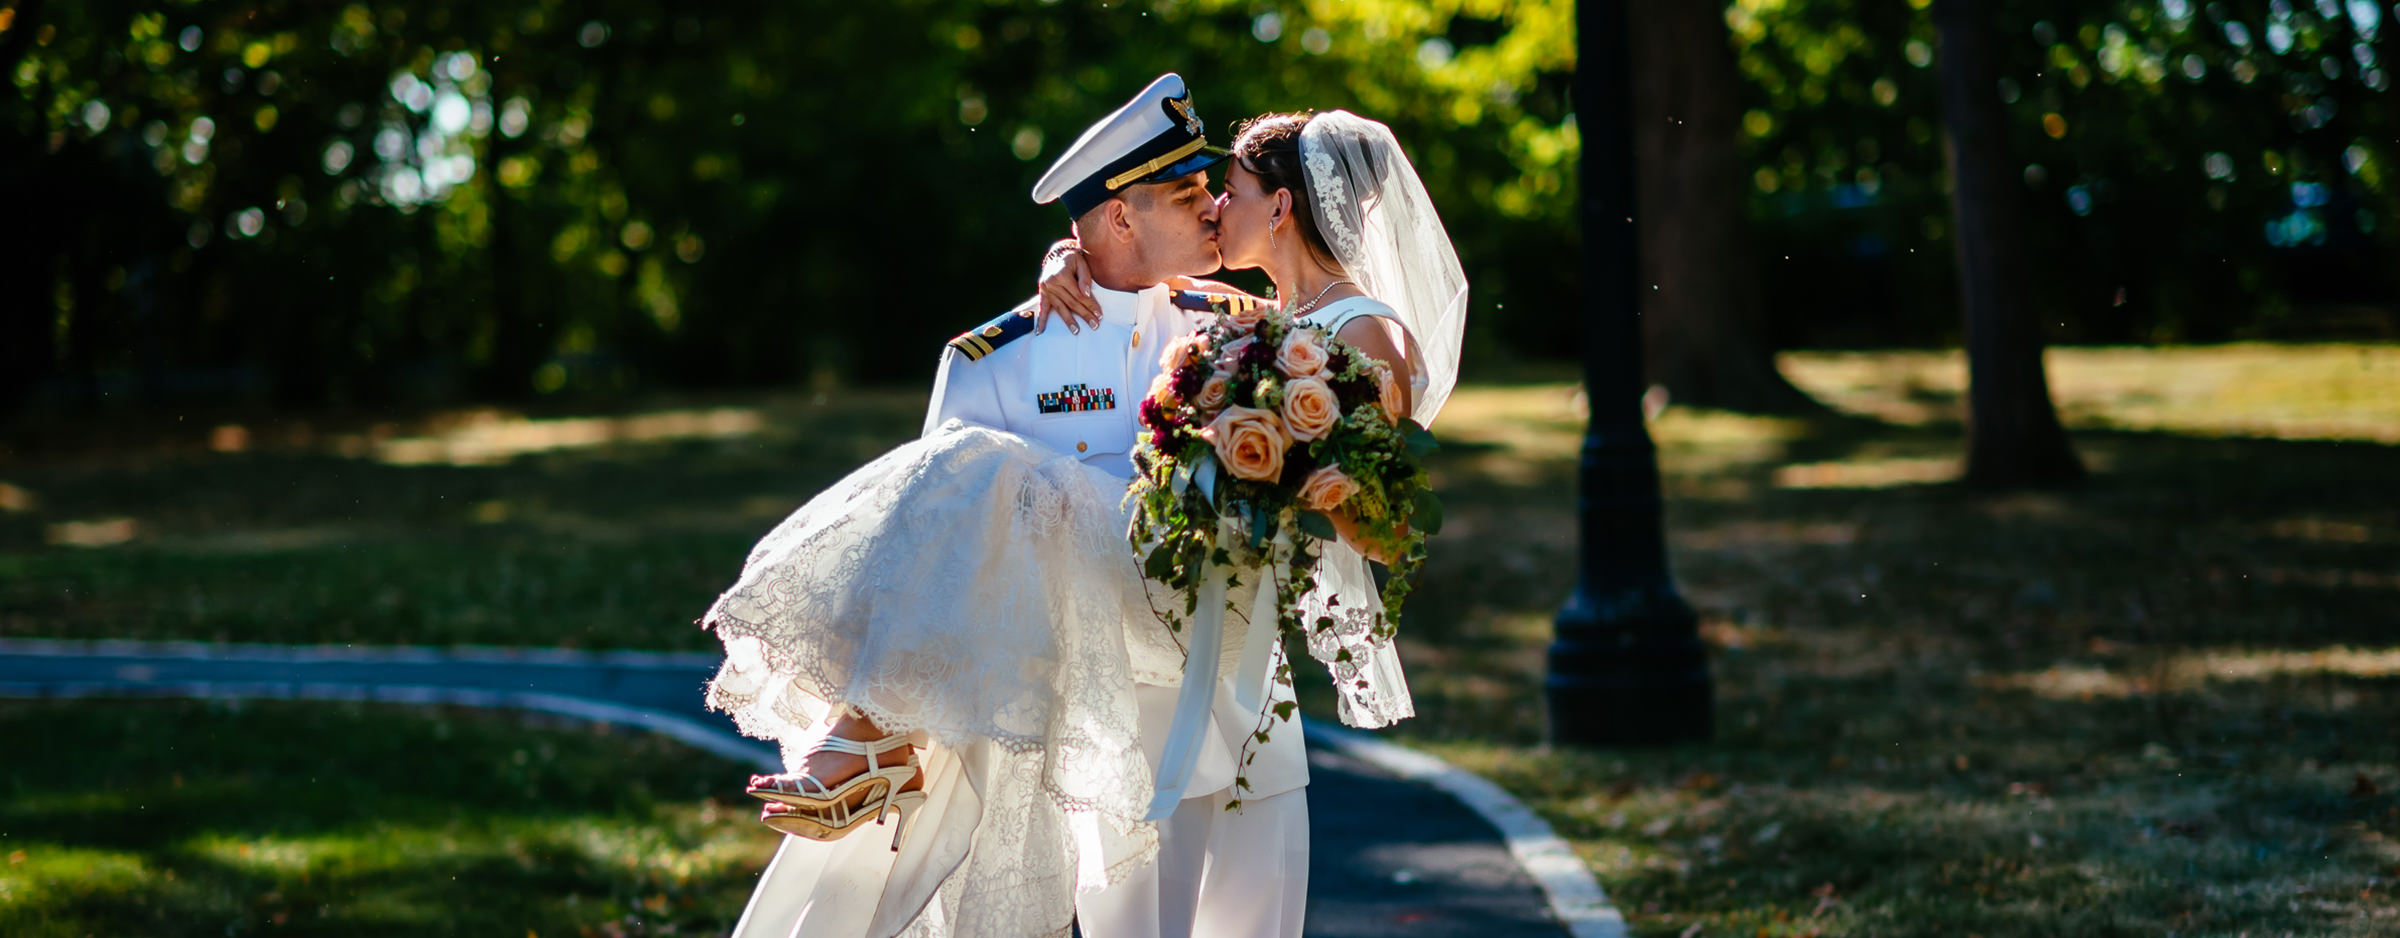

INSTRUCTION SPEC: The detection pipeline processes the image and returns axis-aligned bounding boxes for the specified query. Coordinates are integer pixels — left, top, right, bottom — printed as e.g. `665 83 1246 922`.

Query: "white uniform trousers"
1073 785 1308 938
1074 679 1309 938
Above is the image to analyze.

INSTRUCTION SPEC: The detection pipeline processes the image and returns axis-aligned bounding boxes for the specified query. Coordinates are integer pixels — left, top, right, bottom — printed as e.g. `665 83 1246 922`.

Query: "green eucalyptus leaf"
1297 510 1338 540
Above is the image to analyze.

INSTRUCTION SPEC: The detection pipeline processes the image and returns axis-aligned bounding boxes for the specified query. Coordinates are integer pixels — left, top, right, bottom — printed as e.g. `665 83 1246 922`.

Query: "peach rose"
1374 362 1407 422
1194 371 1231 411
1275 328 1331 379
1147 372 1179 408
1279 376 1340 442
1296 465 1360 512
1201 405 1289 482
1223 301 1270 330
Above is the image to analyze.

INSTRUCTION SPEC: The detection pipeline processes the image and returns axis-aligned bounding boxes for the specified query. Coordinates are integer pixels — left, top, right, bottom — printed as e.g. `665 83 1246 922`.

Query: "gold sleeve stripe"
949 332 996 360
1104 137 1208 191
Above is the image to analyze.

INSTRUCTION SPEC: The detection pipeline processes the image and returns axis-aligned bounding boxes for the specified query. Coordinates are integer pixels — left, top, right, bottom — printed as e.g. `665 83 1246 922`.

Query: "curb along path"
0 639 1618 938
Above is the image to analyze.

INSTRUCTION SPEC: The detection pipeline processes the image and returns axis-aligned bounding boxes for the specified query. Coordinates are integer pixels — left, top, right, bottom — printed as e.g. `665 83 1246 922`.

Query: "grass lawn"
0 699 770 937
3 343 2396 935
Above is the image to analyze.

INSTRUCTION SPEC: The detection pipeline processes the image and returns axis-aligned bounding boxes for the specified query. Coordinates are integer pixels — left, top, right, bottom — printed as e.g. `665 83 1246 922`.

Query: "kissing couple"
698 73 1468 938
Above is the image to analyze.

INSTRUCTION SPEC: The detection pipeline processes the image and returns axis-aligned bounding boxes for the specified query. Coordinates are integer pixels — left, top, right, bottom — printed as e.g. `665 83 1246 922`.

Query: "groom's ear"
1095 198 1140 245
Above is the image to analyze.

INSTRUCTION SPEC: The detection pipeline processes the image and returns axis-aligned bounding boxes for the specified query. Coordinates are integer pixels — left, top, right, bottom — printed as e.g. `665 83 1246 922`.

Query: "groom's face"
1119 172 1223 279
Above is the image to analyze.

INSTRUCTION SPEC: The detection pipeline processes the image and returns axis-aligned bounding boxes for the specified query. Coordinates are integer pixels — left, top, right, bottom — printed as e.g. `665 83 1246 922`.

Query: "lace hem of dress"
698 423 1172 938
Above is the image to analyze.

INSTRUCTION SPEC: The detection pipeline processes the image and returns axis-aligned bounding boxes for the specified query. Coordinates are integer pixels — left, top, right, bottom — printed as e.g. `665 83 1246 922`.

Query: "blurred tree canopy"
1732 0 2396 347
2 0 2390 411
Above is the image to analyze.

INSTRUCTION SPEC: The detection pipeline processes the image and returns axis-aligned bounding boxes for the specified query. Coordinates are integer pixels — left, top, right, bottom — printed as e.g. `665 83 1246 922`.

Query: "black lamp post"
1545 0 1714 746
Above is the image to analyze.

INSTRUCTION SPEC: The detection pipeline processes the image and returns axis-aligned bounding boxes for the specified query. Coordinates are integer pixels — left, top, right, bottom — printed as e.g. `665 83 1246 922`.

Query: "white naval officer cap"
1031 73 1230 220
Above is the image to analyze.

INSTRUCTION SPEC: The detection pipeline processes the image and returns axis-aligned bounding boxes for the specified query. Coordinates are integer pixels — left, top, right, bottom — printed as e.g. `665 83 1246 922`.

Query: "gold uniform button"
1130 330 1142 346
1076 441 1089 453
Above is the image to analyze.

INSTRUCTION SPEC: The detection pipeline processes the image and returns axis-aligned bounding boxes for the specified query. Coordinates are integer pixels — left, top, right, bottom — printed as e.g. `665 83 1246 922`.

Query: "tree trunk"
0 0 55 413
1628 1 1822 415
1933 0 2083 488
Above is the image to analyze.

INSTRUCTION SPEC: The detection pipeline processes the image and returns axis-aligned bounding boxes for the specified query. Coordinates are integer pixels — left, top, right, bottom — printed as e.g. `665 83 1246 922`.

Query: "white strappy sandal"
758 783 928 851
746 731 918 808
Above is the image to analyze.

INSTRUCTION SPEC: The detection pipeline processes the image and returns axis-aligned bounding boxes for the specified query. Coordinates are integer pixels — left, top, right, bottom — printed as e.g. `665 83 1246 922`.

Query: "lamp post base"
1546 585 1712 746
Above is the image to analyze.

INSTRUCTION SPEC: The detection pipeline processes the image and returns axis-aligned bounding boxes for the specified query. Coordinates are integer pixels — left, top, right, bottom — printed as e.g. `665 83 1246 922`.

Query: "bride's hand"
1034 239 1101 334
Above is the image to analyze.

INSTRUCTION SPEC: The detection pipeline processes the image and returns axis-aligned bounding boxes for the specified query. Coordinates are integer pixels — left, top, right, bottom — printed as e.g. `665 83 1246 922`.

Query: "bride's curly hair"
1230 112 1345 272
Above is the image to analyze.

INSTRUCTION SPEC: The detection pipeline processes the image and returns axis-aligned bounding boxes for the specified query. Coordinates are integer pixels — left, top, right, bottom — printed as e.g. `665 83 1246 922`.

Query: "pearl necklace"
1285 279 1356 319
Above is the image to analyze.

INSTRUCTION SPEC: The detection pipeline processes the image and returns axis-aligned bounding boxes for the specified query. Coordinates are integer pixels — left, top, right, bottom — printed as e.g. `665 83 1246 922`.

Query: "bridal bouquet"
1127 297 1443 715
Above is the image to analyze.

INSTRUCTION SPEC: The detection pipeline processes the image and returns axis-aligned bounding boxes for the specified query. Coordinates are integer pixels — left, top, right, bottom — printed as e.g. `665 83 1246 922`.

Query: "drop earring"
1269 216 1278 250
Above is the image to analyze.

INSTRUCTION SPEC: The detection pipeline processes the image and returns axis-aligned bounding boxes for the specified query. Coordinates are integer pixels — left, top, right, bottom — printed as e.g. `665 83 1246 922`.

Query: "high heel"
747 730 917 809
760 785 929 852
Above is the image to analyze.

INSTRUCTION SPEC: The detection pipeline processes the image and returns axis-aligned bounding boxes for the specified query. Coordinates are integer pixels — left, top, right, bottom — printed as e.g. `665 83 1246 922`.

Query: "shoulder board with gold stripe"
1169 289 1276 317
946 298 1040 362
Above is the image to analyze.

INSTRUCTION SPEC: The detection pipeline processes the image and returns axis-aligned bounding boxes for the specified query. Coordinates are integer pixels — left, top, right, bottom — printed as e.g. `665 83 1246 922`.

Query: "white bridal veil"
1298 110 1470 425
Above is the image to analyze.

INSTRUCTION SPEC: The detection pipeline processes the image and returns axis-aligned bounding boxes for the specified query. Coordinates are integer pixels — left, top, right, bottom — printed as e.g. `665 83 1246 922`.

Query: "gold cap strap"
1104 137 1208 191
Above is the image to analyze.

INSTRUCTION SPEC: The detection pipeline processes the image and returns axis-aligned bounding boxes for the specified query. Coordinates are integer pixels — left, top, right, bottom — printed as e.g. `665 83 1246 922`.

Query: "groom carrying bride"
709 74 1311 938
929 71 1314 938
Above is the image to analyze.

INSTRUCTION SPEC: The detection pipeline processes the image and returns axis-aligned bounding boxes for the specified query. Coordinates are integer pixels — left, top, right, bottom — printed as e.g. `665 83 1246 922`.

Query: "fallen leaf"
2352 773 2380 799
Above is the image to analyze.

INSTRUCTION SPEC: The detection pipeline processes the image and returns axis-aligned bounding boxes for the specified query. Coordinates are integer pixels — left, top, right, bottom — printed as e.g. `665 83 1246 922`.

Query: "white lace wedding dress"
699 107 1458 938
700 422 1191 938
699 417 1415 938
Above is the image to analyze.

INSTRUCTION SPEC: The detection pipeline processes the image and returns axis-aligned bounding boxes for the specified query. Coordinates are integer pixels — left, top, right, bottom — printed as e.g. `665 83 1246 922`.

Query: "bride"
697 107 1466 938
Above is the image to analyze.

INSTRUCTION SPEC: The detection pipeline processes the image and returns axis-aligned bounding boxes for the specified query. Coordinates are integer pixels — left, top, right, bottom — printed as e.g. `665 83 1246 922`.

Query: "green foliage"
1728 0 2396 344
9 0 2388 406
3 0 1574 409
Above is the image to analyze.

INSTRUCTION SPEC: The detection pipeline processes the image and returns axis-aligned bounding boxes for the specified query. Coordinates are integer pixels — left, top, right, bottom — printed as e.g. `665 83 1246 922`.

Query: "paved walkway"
0 639 1586 936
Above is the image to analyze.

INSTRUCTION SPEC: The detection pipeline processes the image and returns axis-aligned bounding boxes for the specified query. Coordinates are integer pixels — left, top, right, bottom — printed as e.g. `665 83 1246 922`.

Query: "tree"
1933 0 2083 488
2 0 1584 413
1628 1 1822 414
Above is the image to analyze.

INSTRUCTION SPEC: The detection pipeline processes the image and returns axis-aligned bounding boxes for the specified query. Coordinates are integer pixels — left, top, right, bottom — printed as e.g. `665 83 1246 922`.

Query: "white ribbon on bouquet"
1142 463 1288 822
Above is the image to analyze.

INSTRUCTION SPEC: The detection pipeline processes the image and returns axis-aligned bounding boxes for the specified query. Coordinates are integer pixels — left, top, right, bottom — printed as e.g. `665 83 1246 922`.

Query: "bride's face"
1213 161 1279 272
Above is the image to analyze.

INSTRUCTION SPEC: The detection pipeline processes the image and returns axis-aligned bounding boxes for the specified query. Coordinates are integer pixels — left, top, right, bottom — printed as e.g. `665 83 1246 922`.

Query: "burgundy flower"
1240 336 1277 372
1175 368 1206 400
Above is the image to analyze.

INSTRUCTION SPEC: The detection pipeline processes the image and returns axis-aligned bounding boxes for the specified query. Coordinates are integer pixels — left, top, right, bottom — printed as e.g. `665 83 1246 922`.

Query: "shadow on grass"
1336 384 2400 935
0 392 931 649
3 373 2396 934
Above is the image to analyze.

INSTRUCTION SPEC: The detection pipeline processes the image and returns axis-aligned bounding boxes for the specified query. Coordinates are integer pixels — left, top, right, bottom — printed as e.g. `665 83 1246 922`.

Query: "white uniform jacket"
921 283 1311 801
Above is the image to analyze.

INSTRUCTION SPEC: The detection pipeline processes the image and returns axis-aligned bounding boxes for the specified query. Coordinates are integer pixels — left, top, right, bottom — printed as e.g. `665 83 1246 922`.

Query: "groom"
924 73 1310 938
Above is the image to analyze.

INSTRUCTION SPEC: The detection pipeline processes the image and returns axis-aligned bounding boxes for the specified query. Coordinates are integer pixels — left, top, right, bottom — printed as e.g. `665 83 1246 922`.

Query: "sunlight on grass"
1770 456 1958 489
42 517 139 547
1979 646 2400 700
0 848 153 914
4 346 2397 935
1386 346 2399 936
0 701 773 937
364 405 768 466
1783 343 2400 442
